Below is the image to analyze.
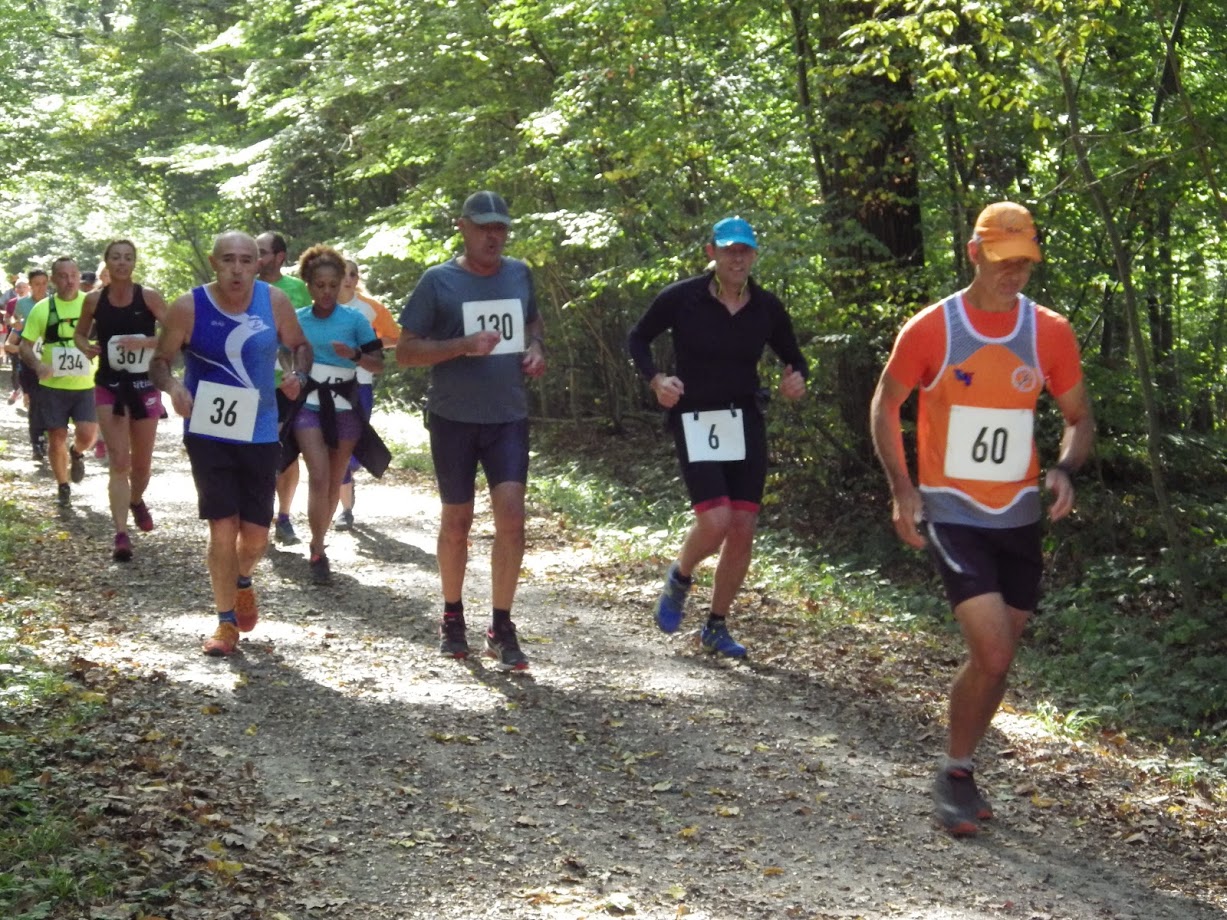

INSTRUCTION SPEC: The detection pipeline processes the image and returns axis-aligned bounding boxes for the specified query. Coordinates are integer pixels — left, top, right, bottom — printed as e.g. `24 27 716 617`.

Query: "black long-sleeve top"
627 272 809 414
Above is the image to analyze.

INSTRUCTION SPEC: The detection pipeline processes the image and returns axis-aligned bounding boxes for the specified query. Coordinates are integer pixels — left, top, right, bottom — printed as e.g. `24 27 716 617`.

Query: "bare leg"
708 508 758 615
489 480 526 611
438 501 474 604
948 593 1031 760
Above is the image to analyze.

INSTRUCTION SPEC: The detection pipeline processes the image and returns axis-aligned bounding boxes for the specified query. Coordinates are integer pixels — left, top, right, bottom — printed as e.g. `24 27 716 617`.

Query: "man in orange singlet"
870 202 1095 837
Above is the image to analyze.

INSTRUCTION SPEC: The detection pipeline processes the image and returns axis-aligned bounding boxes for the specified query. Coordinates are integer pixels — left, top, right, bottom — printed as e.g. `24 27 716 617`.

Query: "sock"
941 755 975 774
218 610 238 626
444 600 464 618
236 575 252 590
492 608 511 631
277 512 290 524
672 567 693 587
705 612 727 629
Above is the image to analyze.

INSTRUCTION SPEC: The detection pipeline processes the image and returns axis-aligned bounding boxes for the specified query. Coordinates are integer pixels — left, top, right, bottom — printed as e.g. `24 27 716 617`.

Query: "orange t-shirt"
884 294 1083 524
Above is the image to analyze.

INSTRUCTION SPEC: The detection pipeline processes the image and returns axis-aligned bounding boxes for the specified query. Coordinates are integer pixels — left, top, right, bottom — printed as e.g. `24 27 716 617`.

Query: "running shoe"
655 562 689 634
335 508 355 531
235 584 259 632
130 500 155 532
933 767 984 837
274 516 299 545
700 619 747 659
56 483 70 507
6 390 18 405
112 532 133 562
485 623 529 671
309 552 331 586
69 447 85 483
439 614 470 659
203 622 240 657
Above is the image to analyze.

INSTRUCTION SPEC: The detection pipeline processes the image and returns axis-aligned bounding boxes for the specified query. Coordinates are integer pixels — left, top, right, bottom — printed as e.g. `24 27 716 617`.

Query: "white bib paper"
944 405 1034 482
48 345 90 377
682 408 746 463
462 299 524 355
305 363 356 411
107 336 153 373
189 380 259 442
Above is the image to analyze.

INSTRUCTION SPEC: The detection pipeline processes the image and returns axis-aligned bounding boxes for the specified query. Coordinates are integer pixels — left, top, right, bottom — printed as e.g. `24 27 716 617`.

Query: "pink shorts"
95 383 165 417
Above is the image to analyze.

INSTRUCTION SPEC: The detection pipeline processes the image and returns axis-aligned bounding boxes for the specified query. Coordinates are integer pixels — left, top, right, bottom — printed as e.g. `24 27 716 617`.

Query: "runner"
150 231 310 656
869 201 1095 836
627 216 809 659
7 268 50 458
397 190 546 671
334 258 399 530
19 257 98 506
278 245 385 584
256 231 312 547
73 240 169 561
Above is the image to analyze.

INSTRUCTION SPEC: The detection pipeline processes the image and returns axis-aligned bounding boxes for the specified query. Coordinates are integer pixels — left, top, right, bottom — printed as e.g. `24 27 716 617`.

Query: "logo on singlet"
953 368 974 387
1011 366 1040 393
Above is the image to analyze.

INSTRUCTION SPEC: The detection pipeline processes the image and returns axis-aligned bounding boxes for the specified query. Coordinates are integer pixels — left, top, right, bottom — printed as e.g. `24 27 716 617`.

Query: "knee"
970 645 1016 682
439 511 473 543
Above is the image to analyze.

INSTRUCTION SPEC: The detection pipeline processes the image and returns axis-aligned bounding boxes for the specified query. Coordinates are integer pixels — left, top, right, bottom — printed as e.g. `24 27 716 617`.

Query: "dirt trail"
2 400 1223 920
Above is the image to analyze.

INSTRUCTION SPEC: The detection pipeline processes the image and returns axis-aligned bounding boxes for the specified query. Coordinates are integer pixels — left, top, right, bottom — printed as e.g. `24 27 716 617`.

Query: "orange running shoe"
203 622 240 656
234 585 258 632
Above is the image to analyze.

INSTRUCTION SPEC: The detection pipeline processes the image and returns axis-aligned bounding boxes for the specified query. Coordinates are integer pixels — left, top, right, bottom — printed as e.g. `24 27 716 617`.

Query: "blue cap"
712 216 757 249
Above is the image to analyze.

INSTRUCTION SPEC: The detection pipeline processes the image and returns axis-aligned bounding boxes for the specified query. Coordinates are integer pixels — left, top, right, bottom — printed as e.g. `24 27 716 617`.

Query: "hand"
890 483 926 549
780 365 806 401
1045 466 1076 522
651 374 684 409
81 342 102 360
330 340 360 362
522 340 546 378
466 330 501 357
35 361 52 381
280 371 306 401
169 380 194 418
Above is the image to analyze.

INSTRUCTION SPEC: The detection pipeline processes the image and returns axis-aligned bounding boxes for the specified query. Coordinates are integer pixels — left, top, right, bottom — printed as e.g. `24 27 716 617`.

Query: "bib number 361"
682 409 746 462
189 380 259 442
944 405 1033 482
462 299 523 356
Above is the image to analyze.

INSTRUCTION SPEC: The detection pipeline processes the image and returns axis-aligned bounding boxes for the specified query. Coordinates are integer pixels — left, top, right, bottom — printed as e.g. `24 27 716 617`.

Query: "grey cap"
461 191 511 226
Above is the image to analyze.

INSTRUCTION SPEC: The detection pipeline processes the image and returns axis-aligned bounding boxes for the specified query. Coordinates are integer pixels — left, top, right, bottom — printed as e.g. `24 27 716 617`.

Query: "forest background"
0 0 1224 761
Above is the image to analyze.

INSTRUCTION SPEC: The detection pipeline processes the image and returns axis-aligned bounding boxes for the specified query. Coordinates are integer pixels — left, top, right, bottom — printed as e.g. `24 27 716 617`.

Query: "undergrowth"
0 497 127 919
530 421 1227 771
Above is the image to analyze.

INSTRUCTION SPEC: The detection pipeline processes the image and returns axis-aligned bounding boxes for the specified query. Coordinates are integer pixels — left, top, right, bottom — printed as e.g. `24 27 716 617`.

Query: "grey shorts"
38 386 97 430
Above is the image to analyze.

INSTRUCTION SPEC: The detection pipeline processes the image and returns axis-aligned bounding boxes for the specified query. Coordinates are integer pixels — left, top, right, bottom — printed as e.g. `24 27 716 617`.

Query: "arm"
1043 379 1095 522
768 301 809 402
627 290 684 408
271 288 312 400
521 314 546 378
73 292 101 358
870 369 925 549
149 294 195 418
395 329 499 367
18 304 47 379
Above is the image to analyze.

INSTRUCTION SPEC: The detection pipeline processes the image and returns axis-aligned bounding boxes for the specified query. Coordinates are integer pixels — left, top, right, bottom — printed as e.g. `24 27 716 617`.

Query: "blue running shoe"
655 562 689 634
700 619 747 658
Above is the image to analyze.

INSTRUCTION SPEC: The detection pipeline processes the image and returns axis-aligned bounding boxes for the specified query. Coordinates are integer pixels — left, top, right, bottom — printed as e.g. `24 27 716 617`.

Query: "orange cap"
973 202 1042 262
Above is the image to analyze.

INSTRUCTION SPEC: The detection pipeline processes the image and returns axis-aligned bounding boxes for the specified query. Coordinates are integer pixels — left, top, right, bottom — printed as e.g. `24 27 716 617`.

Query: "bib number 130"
462 299 524 356
944 406 1033 482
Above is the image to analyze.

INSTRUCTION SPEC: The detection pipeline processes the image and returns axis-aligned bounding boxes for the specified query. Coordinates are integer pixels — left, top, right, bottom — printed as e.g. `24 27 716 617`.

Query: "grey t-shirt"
399 256 539 424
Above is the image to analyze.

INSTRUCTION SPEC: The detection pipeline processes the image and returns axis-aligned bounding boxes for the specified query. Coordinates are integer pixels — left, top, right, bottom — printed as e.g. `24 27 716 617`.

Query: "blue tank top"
183 281 279 443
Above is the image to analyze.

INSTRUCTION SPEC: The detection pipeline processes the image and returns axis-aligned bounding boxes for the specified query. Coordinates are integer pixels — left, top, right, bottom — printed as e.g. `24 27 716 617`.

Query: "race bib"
682 408 746 463
188 380 259 442
944 405 1034 482
107 336 153 374
462 299 524 356
305 363 356 411
48 345 89 377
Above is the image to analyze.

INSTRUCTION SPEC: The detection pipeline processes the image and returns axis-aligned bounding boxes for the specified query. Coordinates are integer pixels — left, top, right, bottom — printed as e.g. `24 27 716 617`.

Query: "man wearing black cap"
397 191 547 671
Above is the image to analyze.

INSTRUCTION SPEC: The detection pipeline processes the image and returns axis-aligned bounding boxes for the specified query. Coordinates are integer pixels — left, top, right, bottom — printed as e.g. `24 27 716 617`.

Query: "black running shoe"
56 483 71 508
309 552 331 586
439 614 470 659
485 623 529 671
933 767 984 837
69 447 85 483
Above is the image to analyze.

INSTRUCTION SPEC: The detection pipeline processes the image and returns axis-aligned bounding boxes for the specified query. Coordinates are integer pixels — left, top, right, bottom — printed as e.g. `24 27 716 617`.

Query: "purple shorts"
292 407 362 442
95 383 164 417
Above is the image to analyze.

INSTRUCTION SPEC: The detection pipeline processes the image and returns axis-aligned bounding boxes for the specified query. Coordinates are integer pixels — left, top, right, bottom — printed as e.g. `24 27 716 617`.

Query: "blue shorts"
428 412 529 505
924 521 1043 611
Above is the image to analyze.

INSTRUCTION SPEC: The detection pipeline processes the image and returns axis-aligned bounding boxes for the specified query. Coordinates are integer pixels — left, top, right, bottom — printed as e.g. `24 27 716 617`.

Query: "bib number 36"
189 380 259 442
